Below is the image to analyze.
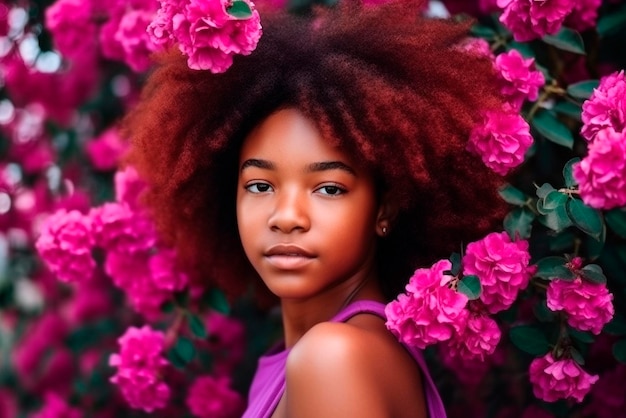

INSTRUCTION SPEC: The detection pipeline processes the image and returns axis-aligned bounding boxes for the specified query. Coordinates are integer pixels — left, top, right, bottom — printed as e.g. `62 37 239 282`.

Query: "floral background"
0 0 625 417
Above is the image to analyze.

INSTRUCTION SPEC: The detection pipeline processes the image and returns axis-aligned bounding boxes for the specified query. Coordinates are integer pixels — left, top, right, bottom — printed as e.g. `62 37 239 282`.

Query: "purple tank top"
241 300 447 418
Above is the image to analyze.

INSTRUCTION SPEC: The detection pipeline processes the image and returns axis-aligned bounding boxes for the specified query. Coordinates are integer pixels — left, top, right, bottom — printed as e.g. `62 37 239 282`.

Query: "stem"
165 309 185 348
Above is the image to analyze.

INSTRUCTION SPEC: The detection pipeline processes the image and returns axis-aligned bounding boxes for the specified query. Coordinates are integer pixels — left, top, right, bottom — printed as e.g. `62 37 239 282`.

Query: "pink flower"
574 128 626 209
497 0 576 42
0 389 17 418
565 0 602 32
90 202 157 253
529 353 598 402
547 277 614 335
494 49 545 110
580 71 626 141
44 0 98 59
29 392 81 418
109 326 171 412
447 313 501 360
439 344 491 387
114 166 147 209
201 311 246 376
85 128 128 171
115 9 162 72
385 260 469 349
149 0 263 72
186 375 244 418
35 210 95 283
467 108 533 175
463 232 533 314
149 248 189 292
457 38 494 59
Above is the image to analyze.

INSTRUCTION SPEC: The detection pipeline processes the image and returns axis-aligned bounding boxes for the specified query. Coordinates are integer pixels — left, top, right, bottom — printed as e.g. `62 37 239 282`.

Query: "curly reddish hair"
124 0 509 301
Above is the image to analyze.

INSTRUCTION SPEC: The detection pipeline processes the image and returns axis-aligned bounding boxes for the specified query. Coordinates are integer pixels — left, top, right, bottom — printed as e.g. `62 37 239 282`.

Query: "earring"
382 226 388 236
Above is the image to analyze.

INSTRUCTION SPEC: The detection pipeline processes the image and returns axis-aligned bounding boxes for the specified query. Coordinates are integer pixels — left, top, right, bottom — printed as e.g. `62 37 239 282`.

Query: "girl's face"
236 108 382 301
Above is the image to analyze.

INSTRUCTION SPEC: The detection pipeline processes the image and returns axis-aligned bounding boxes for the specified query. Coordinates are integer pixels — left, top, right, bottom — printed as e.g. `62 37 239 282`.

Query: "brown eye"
246 183 273 193
317 185 346 196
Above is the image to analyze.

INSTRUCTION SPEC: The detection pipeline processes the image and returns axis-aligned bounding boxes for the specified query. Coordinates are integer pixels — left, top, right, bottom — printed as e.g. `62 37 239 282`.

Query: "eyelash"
244 182 347 196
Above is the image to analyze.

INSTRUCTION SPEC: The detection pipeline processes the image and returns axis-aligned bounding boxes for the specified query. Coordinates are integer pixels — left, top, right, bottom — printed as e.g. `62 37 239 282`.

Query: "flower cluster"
148 0 263 72
467 107 533 175
30 392 81 418
575 71 626 209
447 312 501 361
529 353 599 402
109 326 171 412
186 375 244 418
497 0 578 42
547 277 614 335
463 231 534 313
494 49 545 110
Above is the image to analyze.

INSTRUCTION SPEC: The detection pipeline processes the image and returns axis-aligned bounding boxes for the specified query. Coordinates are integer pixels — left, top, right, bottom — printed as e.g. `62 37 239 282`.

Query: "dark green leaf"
543 191 568 211
605 315 626 336
553 101 582 121
227 0 253 19
457 275 481 300
509 325 551 356
536 183 556 199
566 80 599 99
470 25 496 39
449 252 462 276
532 111 575 149
187 312 208 339
206 288 230 315
580 264 607 284
568 328 594 344
566 199 604 240
598 6 626 37
174 290 189 308
173 336 196 365
498 184 529 206
508 41 535 58
612 339 626 364
606 208 626 239
534 256 574 281
562 158 580 188
161 301 175 314
570 347 585 365
167 347 186 369
533 300 556 322
504 207 535 240
585 225 606 261
542 27 585 54
549 230 576 252
538 201 573 232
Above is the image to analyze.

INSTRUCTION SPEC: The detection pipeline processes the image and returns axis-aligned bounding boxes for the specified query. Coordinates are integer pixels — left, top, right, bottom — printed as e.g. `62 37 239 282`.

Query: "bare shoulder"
285 320 427 418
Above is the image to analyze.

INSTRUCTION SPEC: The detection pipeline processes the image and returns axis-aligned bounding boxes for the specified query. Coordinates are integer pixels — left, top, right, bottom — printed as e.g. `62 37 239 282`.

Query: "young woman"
125 1 508 416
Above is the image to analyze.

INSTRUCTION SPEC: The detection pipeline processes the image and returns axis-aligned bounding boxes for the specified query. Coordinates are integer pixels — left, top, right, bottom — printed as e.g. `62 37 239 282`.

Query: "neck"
280 271 385 348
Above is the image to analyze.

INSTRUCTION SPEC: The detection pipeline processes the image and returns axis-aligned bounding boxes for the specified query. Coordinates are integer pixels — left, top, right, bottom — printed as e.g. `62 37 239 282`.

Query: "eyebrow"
240 159 356 175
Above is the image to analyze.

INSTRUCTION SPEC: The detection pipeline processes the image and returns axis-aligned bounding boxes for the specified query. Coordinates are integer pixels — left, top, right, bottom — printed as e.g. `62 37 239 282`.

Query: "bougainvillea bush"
0 0 625 417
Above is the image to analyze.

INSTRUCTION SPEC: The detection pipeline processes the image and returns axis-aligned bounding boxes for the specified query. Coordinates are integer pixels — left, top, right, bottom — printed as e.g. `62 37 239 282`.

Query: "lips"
264 244 316 269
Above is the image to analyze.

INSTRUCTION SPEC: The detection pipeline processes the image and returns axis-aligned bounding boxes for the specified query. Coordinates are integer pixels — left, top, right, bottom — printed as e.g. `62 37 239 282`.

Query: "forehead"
239 108 351 165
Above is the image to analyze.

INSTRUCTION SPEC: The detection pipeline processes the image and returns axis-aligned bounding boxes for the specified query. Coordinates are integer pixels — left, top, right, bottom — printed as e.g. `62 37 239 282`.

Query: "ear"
375 193 399 237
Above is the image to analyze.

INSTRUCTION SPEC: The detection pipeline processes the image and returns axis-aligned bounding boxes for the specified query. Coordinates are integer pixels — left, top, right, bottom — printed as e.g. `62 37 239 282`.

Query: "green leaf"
457 275 481 300
536 183 556 199
226 0 253 19
579 264 607 284
161 301 175 314
538 201 573 232
567 80 599 100
470 25 496 39
173 336 196 365
570 347 585 366
187 312 208 339
562 158 580 188
206 288 230 315
498 184 529 206
534 256 574 281
566 199 604 240
612 339 626 364
509 325 551 356
585 225 606 261
449 252 462 276
542 27 586 55
597 6 626 38
568 328 594 344
549 230 576 252
553 101 582 121
533 300 556 322
532 110 575 149
606 208 626 239
504 207 535 240
605 315 626 336
543 191 568 211
508 41 535 58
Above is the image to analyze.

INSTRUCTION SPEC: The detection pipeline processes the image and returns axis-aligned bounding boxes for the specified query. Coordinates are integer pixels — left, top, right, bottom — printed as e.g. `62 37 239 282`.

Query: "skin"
237 108 427 418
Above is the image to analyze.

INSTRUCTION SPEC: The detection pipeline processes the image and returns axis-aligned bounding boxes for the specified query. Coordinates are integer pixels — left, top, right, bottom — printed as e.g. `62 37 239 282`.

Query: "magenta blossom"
494 49 545 110
116 9 162 72
149 0 263 72
90 202 158 254
565 0 602 32
149 248 189 292
385 260 469 349
186 375 244 418
457 37 494 59
529 353 598 402
580 70 626 141
447 313 501 361
574 128 626 209
497 0 576 42
109 326 171 412
201 311 246 376
85 128 128 171
30 392 81 418
44 0 98 59
463 232 533 314
35 210 95 283
547 277 614 335
114 166 148 209
467 107 533 175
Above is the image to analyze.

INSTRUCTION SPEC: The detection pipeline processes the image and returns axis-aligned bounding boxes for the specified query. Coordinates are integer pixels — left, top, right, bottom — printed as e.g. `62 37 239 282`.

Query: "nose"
267 188 311 233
